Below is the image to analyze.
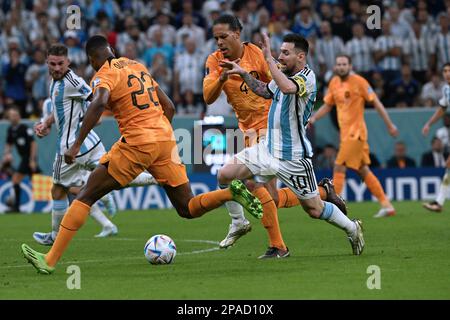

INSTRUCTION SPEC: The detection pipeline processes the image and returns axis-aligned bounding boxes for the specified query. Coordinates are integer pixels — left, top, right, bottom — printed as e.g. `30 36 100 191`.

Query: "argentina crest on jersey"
266 65 316 160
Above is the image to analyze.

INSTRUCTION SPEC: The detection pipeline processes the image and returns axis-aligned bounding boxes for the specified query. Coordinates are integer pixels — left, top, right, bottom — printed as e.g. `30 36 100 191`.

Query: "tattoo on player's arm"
241 72 272 99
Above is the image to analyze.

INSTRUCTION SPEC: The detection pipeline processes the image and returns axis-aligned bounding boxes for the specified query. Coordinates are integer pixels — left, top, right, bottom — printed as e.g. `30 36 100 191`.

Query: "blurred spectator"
246 0 262 32
416 7 439 41
256 7 270 35
269 0 289 22
403 20 434 84
150 53 173 97
386 6 413 40
2 48 28 117
374 19 403 86
176 14 205 53
292 6 319 39
173 38 205 115
435 113 450 153
270 17 290 57
88 11 118 48
306 36 320 77
421 137 448 167
142 27 174 68
330 4 351 42
122 42 145 64
318 2 333 22
117 15 147 57
371 71 387 105
64 31 87 68
345 22 375 79
316 20 345 76
386 141 417 168
175 0 206 29
435 13 450 71
25 49 48 117
389 64 420 107
87 0 119 24
420 74 444 107
346 0 363 26
147 11 177 46
29 11 60 45
314 144 337 170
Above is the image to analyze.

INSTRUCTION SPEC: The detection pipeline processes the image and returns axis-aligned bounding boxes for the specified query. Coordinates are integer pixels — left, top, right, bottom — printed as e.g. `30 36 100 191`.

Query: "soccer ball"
144 234 177 265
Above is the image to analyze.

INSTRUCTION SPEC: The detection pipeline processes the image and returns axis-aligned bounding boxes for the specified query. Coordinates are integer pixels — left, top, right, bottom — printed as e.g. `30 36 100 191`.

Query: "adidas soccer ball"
144 234 177 265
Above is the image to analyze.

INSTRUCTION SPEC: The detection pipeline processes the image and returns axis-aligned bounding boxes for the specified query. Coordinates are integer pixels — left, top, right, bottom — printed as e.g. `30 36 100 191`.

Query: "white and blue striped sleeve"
438 86 450 109
266 79 277 96
64 73 93 100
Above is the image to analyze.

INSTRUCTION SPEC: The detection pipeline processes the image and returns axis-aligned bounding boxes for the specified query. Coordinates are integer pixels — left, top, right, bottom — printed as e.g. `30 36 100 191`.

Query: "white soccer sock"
320 201 356 235
90 203 114 228
128 172 157 186
436 169 450 206
219 184 246 225
51 199 69 240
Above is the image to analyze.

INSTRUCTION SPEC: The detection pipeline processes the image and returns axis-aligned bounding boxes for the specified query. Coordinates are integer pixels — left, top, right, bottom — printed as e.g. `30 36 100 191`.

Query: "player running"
309 54 399 218
34 97 121 241
21 35 261 274
204 14 345 257
218 33 365 255
422 62 450 212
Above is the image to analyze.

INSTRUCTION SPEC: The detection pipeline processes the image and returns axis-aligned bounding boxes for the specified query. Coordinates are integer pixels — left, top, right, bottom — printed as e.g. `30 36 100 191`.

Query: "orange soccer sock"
45 200 91 267
277 186 327 209
277 188 300 208
364 171 389 206
254 187 286 250
333 172 346 195
188 189 233 218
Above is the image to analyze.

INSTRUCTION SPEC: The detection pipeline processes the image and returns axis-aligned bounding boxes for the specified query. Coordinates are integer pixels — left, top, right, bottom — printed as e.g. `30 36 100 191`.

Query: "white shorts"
234 140 319 200
52 143 106 188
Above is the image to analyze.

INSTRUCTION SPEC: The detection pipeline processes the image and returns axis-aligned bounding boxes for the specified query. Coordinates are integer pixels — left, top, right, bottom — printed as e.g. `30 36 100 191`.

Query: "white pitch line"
0 239 220 270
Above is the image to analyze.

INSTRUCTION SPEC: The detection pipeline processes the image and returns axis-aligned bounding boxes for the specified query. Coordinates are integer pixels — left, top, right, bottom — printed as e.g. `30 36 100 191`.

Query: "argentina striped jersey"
48 69 101 156
266 65 316 160
439 84 450 109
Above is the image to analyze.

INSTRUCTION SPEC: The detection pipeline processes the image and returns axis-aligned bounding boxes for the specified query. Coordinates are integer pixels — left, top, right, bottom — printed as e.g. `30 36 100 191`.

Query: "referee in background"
1 106 39 213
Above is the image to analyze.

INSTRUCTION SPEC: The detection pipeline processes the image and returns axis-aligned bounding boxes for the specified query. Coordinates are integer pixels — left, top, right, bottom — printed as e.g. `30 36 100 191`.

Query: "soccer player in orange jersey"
309 54 399 218
20 35 262 274
203 15 343 258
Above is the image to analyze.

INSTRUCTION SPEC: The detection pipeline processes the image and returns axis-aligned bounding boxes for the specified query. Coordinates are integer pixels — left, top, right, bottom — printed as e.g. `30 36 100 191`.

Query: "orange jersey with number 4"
91 57 174 145
204 43 272 132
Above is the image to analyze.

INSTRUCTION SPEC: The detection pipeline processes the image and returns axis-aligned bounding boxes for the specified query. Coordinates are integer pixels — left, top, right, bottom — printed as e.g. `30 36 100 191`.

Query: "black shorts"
17 159 40 175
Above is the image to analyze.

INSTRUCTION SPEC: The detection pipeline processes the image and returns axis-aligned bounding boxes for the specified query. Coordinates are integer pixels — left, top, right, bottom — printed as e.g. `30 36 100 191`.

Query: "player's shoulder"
244 42 263 54
294 65 315 82
206 50 222 64
63 69 84 88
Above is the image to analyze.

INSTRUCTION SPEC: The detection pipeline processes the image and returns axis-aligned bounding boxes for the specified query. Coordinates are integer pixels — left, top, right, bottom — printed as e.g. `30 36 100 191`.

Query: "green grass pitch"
1 201 449 299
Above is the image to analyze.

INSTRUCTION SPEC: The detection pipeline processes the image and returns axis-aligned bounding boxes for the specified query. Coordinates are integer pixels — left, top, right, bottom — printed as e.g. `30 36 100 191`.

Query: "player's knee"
217 167 232 185
301 203 322 219
176 207 194 219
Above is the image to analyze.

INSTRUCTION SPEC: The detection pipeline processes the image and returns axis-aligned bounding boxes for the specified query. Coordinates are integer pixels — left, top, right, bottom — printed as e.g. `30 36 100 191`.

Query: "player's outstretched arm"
220 59 272 99
309 103 333 126
203 56 228 105
261 33 297 95
156 86 175 123
64 87 109 164
373 96 399 137
422 106 446 136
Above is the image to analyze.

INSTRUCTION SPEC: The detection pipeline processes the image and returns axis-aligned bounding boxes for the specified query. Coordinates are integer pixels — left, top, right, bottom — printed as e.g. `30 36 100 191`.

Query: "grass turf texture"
1 201 449 299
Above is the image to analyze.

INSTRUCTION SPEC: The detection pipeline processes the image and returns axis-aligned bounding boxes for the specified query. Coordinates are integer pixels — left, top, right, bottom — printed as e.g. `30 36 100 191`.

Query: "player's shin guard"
364 172 389 206
333 172 345 195
220 184 246 225
51 199 69 240
254 187 286 250
45 200 90 267
320 201 356 235
188 189 233 218
436 169 450 206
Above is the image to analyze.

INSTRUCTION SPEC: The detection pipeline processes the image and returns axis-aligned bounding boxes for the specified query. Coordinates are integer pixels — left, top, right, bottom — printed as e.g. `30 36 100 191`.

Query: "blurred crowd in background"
0 0 450 119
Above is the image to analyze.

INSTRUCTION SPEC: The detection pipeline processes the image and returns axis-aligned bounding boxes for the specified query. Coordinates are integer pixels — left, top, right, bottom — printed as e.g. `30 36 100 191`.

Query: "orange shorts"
100 139 189 187
335 139 371 170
